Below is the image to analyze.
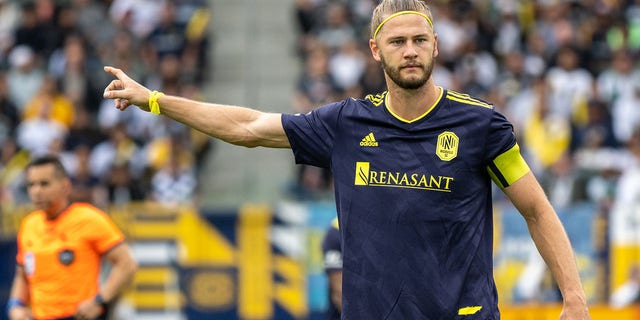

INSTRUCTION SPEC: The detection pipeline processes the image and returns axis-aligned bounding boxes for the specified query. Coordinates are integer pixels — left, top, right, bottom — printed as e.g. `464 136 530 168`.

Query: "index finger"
103 66 129 81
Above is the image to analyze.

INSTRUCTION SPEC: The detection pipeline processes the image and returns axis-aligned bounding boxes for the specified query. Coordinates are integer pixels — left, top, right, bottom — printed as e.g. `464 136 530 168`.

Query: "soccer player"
7 156 137 320
102 0 590 318
321 218 342 320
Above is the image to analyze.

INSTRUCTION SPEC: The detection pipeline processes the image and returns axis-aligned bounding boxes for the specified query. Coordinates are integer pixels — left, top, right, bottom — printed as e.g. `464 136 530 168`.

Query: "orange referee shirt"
16 202 124 319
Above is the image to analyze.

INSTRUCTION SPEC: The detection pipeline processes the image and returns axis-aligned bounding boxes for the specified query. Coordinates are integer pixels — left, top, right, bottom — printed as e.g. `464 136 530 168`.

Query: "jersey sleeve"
87 209 125 254
484 109 530 189
281 100 346 168
321 224 342 272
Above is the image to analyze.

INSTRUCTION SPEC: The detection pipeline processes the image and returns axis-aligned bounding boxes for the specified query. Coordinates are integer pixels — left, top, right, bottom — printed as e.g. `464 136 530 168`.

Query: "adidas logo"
360 132 379 147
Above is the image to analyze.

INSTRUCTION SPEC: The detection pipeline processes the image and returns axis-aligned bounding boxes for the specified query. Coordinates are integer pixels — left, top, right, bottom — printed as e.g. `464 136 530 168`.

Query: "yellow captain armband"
149 90 165 115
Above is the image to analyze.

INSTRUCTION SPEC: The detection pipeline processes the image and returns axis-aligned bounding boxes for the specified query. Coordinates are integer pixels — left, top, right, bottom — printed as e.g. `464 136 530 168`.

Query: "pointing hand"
103 66 151 112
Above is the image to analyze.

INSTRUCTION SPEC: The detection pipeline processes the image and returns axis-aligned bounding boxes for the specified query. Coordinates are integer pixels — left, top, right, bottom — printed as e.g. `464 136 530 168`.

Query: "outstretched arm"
503 172 590 320
102 66 290 148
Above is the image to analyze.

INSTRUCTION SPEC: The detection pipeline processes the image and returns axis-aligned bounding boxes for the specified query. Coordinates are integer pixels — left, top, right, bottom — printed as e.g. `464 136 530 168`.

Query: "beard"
380 53 434 90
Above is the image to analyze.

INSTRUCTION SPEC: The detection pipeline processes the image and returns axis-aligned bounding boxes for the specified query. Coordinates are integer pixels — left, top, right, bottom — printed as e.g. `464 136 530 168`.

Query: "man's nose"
28 185 40 195
403 41 418 58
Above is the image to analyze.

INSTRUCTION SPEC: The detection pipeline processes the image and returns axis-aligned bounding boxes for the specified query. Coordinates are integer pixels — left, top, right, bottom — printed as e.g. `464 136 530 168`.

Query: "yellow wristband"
149 90 165 115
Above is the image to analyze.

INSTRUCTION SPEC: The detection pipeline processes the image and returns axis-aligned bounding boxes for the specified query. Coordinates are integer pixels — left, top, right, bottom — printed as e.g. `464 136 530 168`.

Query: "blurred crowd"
291 0 640 214
1 0 640 240
0 0 212 208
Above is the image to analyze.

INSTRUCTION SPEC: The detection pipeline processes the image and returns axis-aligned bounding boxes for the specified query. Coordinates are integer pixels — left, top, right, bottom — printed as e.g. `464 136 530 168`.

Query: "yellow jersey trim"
331 218 339 229
446 91 493 109
458 306 482 315
487 143 530 189
385 87 444 123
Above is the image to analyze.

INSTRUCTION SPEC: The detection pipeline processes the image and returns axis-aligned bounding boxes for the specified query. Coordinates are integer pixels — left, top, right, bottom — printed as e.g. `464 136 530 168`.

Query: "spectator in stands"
98 29 145 85
15 95 68 157
65 143 106 205
0 137 22 206
0 71 19 145
0 0 19 59
294 44 339 113
596 49 640 106
293 0 316 54
6 45 43 112
611 82 640 145
22 75 75 128
522 30 549 79
494 51 535 109
328 40 366 93
317 2 357 53
539 153 589 210
545 45 593 121
48 32 104 111
430 3 468 68
532 2 575 55
146 2 187 60
88 122 140 183
570 99 618 152
65 107 105 152
492 6 522 57
150 135 197 205
74 0 116 51
521 76 571 172
109 0 163 39
453 41 497 99
12 2 45 56
107 160 145 205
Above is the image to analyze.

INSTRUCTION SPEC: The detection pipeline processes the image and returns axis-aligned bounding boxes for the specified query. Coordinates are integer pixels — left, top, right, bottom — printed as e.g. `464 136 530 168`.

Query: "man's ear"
433 33 439 58
369 38 381 62
62 177 72 195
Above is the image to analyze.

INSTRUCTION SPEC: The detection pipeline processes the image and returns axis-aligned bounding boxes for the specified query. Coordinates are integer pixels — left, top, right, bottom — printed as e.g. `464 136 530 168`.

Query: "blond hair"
370 0 434 39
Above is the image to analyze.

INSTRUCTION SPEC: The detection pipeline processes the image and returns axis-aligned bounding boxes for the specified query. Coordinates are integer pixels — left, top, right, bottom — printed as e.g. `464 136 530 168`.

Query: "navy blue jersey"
282 89 530 319
321 219 342 320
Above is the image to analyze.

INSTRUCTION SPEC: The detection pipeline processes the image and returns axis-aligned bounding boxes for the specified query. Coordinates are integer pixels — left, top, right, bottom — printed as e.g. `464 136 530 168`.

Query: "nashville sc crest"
436 131 459 161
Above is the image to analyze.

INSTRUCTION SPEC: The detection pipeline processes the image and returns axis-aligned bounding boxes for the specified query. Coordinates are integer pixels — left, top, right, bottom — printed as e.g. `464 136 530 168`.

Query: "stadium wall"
0 201 636 319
